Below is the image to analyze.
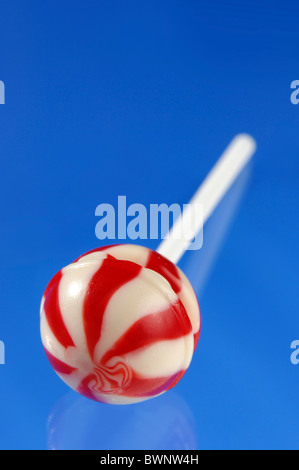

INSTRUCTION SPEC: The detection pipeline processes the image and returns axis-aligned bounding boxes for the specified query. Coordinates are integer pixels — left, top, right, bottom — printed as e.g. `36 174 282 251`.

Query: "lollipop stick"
157 133 257 264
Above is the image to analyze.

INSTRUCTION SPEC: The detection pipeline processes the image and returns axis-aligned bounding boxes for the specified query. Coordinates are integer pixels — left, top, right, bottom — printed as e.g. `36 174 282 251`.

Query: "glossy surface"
41 245 200 404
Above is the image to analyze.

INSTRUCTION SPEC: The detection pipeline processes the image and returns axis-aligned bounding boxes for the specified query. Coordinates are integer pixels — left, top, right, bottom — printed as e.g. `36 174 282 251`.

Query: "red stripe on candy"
77 365 188 400
44 348 77 375
117 369 183 397
77 374 107 403
101 301 192 365
44 270 62 297
146 250 182 294
165 369 187 391
74 245 116 262
83 256 142 360
146 370 186 396
43 270 75 349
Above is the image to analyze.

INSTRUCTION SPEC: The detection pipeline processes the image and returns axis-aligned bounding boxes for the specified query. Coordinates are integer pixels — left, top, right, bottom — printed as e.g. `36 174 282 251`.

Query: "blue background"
0 0 298 450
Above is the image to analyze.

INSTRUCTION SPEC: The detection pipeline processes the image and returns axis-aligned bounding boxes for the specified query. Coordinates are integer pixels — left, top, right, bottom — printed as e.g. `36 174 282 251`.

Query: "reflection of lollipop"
48 390 196 450
41 134 256 404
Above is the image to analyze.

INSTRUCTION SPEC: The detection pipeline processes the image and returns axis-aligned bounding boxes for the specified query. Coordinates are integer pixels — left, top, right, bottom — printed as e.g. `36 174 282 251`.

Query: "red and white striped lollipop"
41 245 200 404
40 135 256 404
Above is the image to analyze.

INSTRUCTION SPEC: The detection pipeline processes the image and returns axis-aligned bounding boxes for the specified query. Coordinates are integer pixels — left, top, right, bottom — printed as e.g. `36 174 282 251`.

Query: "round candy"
40 244 201 404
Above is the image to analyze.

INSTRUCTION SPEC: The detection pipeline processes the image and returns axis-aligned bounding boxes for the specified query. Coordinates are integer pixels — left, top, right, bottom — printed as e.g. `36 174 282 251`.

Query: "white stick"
157 133 257 264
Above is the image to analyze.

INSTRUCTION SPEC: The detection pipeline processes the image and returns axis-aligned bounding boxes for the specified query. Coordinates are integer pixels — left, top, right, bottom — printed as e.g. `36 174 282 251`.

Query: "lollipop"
41 134 256 404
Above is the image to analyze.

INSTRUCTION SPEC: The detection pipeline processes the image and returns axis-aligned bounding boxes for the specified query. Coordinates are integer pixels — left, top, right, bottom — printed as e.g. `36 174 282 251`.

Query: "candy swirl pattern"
40 244 201 404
